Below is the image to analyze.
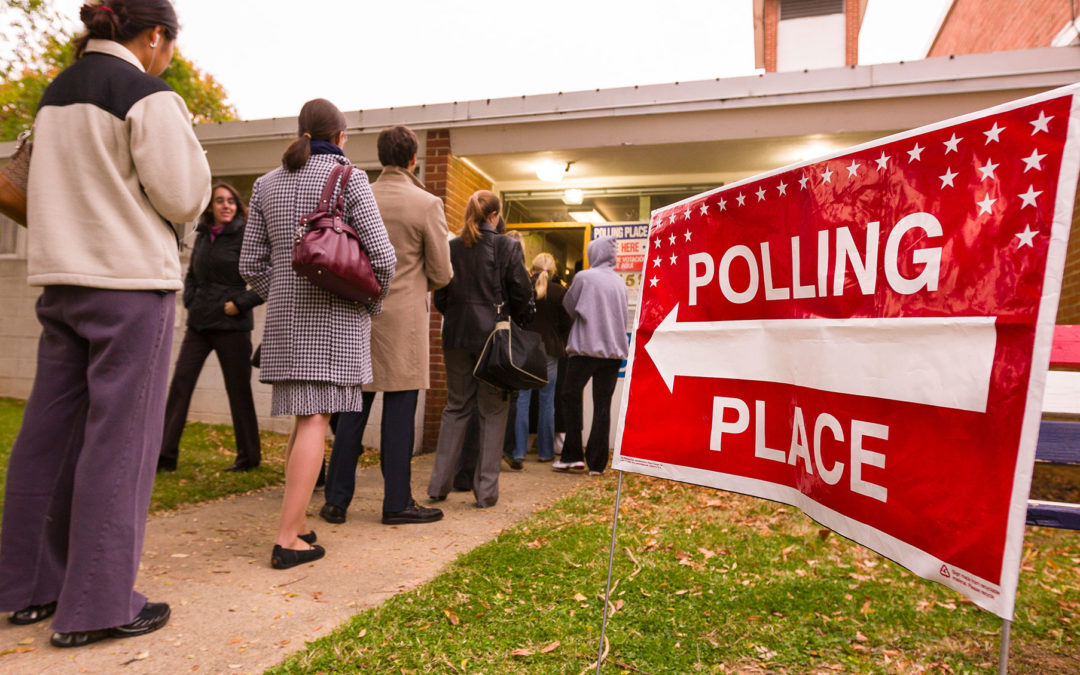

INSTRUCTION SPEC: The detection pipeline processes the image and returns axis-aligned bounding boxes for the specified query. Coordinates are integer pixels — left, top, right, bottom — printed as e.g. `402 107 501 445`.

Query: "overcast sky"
30 0 952 121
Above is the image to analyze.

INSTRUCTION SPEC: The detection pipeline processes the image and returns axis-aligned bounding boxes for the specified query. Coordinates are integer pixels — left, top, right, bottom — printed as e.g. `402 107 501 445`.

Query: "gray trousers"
427 348 509 508
0 286 174 632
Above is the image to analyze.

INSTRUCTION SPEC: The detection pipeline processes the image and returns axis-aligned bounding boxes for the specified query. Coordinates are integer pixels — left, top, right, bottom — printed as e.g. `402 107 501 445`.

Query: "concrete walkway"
0 453 583 674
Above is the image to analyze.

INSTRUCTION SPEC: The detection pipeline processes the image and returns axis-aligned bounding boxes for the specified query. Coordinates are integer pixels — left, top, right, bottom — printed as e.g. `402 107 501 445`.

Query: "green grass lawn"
0 397 376 518
270 474 1080 674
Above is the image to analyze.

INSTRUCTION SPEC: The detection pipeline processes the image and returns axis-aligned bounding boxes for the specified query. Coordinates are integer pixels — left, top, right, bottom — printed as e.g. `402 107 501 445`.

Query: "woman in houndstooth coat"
240 99 395 570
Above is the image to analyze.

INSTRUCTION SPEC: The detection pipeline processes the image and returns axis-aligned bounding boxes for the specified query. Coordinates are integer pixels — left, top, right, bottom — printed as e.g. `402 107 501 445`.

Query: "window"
0 215 21 257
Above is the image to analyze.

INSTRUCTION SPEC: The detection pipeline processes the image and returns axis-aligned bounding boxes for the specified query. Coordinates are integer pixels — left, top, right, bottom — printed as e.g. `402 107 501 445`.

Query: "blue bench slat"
1036 420 1080 465
1026 501 1080 529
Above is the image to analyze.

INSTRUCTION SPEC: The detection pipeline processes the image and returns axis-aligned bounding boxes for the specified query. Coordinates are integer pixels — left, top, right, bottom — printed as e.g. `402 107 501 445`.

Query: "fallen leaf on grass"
0 647 36 656
860 600 872 614
855 631 868 642
540 641 560 653
17 638 33 645
511 648 534 657
443 609 460 626
357 629 367 638
573 593 587 602
698 547 717 560
817 529 831 541
525 538 548 549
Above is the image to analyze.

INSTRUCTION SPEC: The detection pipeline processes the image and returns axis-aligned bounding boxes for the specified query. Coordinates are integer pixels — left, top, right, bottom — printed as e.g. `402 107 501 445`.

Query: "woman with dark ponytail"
240 98 395 570
0 0 210 648
426 191 534 508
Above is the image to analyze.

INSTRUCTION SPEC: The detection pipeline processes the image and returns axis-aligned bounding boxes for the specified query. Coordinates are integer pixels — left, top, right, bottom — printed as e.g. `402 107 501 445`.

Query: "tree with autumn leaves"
0 0 236 141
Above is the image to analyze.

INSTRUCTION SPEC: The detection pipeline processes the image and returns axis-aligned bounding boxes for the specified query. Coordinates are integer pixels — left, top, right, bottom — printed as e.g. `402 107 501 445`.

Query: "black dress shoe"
156 460 177 473
9 601 57 625
502 454 524 471
225 463 255 473
50 601 170 648
319 503 346 524
271 544 325 569
382 500 443 525
298 530 317 545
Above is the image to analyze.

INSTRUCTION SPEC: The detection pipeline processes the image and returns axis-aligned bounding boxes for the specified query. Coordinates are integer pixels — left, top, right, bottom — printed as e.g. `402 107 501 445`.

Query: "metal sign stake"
597 470 626 674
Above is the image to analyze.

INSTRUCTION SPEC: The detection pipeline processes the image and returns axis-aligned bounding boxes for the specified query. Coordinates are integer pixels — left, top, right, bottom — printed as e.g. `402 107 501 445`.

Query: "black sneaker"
50 601 170 648
382 500 444 525
502 453 524 471
319 503 346 524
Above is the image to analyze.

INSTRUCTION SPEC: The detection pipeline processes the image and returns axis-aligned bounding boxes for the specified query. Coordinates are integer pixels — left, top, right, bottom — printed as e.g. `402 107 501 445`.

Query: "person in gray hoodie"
553 236 629 474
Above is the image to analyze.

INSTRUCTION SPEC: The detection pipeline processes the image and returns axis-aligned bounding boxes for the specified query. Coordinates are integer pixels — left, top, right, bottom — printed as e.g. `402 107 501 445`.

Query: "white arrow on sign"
643 304 997 413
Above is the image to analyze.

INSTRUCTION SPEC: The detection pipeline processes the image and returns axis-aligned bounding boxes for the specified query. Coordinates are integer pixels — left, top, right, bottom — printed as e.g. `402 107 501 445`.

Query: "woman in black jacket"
427 191 533 508
158 182 264 472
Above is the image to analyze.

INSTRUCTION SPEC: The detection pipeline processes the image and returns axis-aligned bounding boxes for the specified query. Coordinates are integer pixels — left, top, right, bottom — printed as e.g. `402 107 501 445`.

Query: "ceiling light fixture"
536 160 573 182
562 188 584 205
568 209 605 223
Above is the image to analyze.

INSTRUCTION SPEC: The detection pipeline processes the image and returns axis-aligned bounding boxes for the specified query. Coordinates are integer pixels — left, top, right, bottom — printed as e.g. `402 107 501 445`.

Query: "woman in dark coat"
427 191 533 508
158 183 264 473
240 98 395 570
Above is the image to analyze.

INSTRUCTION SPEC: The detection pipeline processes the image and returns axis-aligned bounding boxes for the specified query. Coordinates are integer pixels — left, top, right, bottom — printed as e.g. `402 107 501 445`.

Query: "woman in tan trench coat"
321 125 453 525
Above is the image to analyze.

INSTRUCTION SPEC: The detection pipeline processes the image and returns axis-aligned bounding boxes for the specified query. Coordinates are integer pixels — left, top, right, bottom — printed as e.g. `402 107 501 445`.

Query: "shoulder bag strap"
489 232 507 320
333 165 353 217
317 164 345 212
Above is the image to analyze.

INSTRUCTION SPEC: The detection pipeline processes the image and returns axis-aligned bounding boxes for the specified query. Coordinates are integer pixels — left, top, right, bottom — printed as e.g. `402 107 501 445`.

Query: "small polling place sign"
613 84 1080 620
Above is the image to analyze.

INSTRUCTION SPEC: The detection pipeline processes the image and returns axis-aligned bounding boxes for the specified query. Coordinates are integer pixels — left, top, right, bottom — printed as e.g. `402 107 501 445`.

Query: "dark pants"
325 390 418 514
159 328 260 469
560 355 621 472
428 348 509 507
0 286 174 632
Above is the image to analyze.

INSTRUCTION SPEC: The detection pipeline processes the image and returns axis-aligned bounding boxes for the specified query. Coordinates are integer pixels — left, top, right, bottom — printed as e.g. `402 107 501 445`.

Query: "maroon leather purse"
291 164 381 304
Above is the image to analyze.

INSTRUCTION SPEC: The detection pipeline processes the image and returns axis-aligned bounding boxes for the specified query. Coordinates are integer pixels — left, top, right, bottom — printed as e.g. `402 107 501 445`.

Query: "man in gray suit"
320 125 453 525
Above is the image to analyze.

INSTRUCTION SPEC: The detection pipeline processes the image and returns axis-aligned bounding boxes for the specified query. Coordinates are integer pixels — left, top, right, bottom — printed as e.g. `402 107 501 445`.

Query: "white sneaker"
588 471 603 477
552 460 585 472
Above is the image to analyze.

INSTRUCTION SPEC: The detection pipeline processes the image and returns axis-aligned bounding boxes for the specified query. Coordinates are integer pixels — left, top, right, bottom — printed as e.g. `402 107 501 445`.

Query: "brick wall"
764 0 778 72
928 0 1070 57
419 131 494 452
845 0 861 66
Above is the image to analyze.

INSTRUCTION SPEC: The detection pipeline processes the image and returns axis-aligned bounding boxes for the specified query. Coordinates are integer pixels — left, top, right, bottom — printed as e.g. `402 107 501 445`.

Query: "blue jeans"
513 356 559 460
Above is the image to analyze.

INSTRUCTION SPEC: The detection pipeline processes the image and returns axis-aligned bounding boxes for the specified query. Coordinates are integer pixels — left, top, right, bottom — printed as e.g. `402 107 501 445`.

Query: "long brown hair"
282 98 347 172
199 182 247 227
461 190 500 247
75 0 179 59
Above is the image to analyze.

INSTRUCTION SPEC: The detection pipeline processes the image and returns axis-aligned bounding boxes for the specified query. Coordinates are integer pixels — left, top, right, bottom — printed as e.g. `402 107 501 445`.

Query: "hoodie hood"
587 236 616 269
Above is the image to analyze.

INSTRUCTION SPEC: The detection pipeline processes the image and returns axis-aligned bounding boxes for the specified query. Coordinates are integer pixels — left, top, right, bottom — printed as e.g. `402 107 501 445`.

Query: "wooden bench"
1027 325 1080 529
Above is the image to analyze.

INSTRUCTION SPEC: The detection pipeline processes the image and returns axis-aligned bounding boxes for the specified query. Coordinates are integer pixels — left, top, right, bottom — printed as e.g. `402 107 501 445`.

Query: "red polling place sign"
614 85 1080 619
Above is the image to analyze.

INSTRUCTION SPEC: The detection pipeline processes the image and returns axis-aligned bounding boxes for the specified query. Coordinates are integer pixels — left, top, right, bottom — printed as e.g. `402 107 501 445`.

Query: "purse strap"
317 164 353 217
489 231 508 320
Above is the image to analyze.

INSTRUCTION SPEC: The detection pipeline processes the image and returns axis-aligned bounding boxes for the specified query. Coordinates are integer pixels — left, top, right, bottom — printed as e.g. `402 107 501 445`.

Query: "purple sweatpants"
0 286 174 632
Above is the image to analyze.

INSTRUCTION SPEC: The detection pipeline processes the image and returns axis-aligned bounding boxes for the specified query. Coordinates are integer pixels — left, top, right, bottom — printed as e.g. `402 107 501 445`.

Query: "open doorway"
506 223 588 286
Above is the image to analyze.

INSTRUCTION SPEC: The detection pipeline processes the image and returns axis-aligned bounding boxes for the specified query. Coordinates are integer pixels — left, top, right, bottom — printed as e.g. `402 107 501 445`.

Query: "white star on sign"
983 122 1004 144
669 254 678 265
669 213 677 224
977 159 999 181
777 180 788 196
737 193 747 206
649 276 659 287
683 208 691 220
944 134 962 154
907 143 924 162
699 202 709 216
875 152 890 170
976 193 996 215
653 257 662 268
846 160 861 177
939 168 958 188
684 231 692 242
668 233 677 245
799 175 809 190
756 187 767 201
1030 111 1052 134
718 197 727 211
1021 149 1046 172
1015 225 1037 248
1018 185 1042 209
821 168 833 184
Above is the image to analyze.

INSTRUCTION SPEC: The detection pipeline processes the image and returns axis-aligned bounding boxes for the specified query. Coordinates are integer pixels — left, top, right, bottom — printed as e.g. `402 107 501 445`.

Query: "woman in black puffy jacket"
158 182 264 472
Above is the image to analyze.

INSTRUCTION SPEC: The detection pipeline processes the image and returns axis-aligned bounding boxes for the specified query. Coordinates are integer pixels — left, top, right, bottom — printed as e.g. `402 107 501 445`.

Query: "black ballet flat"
50 601 170 648
298 530 317 545
9 601 57 625
271 544 325 569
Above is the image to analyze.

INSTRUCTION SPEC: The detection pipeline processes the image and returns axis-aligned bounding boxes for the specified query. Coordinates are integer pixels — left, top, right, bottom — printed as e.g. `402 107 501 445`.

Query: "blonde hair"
531 252 557 299
461 190 500 247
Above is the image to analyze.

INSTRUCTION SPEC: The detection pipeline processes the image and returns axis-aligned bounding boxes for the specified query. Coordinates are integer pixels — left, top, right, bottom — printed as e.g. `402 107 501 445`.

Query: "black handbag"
473 236 548 391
